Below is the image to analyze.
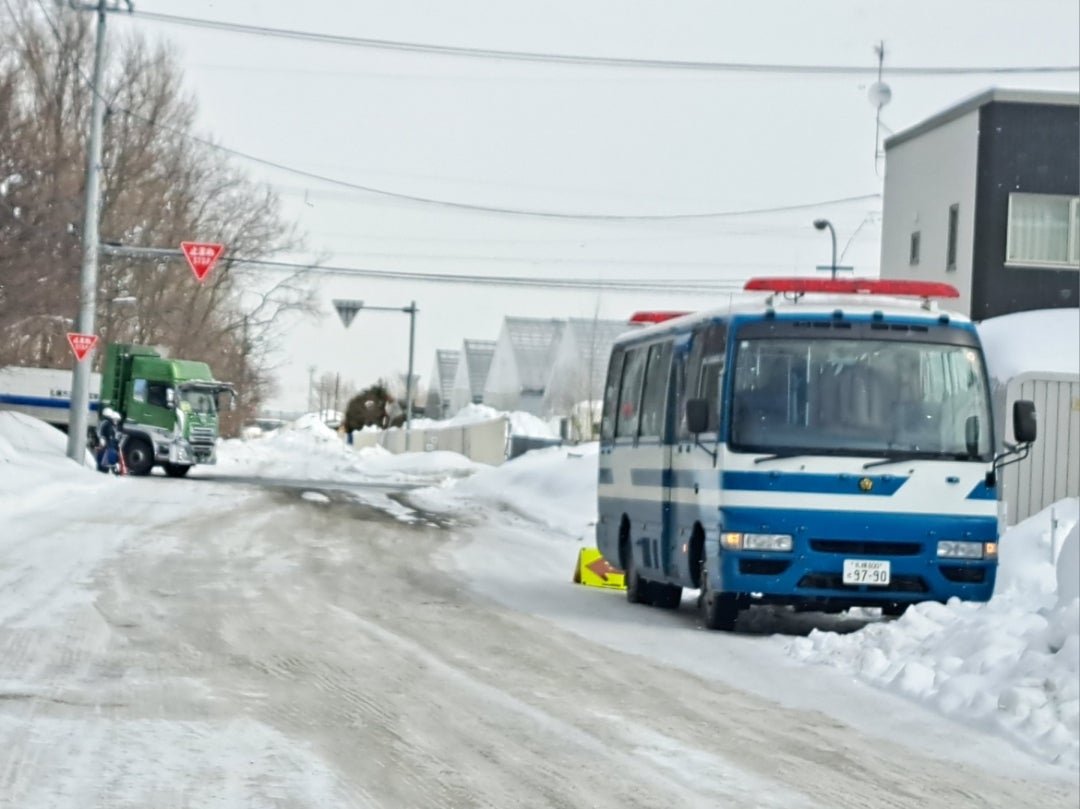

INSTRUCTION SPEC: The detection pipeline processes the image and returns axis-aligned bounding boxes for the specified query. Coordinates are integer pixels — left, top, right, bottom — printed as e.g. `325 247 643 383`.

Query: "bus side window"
699 357 724 433
600 350 625 442
678 328 707 441
616 347 647 439
639 342 672 439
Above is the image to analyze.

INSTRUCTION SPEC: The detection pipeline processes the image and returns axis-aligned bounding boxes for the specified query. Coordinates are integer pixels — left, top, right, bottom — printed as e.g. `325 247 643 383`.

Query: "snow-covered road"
2 470 1076 808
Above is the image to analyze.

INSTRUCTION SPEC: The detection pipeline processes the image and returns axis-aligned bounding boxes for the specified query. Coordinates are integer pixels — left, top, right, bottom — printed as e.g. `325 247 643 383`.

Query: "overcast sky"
109 1 1079 413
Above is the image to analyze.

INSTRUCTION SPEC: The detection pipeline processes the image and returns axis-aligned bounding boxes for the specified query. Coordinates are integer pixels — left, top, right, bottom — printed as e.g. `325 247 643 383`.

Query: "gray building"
424 349 460 420
880 88 1079 319
483 318 566 415
448 339 496 415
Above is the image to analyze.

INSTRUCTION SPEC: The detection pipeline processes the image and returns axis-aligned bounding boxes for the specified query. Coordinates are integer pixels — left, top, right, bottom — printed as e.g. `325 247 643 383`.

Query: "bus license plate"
843 559 891 586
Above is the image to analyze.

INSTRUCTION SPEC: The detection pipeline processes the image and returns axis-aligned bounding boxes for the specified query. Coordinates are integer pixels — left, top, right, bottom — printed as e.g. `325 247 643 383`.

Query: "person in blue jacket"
96 407 122 473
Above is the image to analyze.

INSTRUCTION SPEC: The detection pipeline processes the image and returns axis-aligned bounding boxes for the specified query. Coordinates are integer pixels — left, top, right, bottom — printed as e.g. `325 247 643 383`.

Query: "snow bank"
215 414 482 485
0 412 103 516
788 498 1080 769
405 403 557 439
978 309 1080 383
414 443 598 539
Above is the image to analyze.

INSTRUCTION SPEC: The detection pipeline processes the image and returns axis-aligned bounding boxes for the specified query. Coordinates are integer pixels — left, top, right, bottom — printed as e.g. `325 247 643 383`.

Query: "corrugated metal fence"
1001 372 1080 525
350 417 510 466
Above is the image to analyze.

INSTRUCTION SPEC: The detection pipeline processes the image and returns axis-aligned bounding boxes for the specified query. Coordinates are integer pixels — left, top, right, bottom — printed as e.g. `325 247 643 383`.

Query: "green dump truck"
99 343 235 477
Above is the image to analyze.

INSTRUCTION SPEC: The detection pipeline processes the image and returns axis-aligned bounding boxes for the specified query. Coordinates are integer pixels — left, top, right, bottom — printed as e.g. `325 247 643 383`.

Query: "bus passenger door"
636 341 674 579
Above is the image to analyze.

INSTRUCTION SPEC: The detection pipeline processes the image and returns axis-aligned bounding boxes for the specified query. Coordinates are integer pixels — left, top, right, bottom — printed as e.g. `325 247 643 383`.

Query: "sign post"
180 241 225 282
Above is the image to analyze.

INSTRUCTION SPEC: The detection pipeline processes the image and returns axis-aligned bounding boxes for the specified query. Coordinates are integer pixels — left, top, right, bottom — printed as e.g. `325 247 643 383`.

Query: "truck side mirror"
1013 400 1036 444
165 388 176 410
686 398 709 435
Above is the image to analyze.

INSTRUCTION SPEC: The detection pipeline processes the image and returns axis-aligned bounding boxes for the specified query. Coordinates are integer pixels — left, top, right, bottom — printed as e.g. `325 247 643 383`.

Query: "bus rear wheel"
624 543 653 605
651 583 682 610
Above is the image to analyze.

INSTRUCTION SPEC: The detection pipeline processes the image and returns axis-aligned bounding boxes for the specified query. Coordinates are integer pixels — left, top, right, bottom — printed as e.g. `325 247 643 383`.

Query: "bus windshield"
730 337 993 460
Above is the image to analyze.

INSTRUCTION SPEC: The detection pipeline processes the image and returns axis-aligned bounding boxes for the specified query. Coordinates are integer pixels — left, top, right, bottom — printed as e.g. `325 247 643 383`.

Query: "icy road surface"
1 476 1075 808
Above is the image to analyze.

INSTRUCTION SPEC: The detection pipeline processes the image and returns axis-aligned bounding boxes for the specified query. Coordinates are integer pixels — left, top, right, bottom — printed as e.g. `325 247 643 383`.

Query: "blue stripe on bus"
626 468 908 496
722 471 908 496
965 481 997 500
0 394 100 411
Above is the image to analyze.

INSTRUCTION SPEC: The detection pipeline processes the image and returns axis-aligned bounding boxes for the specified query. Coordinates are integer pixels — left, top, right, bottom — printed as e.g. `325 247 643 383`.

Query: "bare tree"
0 1 316 432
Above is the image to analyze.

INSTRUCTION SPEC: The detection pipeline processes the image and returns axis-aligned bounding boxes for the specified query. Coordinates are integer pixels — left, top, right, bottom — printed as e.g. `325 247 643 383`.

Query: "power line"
117 9 1079 76
101 244 753 292
28 0 885 222
113 103 882 221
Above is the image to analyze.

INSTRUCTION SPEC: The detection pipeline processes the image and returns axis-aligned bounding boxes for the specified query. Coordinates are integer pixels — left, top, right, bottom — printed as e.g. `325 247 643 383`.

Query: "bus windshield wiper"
754 452 809 465
863 452 921 469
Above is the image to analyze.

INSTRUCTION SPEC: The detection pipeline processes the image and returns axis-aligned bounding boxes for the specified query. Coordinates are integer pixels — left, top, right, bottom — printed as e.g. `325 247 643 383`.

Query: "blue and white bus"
596 278 1036 630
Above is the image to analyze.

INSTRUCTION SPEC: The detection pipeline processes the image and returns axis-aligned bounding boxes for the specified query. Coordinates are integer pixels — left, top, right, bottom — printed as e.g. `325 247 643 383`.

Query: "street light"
813 219 838 280
332 299 418 435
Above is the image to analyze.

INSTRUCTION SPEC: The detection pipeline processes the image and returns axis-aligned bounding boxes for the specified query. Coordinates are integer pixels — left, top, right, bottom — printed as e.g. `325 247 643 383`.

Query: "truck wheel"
162 463 191 478
882 602 908 617
123 437 155 476
699 561 739 631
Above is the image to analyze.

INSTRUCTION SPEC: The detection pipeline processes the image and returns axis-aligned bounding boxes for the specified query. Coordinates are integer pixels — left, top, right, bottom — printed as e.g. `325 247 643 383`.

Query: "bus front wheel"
699 561 739 631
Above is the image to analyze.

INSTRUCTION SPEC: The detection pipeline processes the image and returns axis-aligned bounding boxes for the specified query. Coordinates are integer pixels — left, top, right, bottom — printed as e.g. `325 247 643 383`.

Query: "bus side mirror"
686 398 708 435
1013 400 1036 444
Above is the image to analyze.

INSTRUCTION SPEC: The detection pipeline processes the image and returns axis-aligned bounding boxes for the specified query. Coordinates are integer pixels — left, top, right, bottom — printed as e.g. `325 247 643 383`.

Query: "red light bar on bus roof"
629 311 690 324
743 277 960 299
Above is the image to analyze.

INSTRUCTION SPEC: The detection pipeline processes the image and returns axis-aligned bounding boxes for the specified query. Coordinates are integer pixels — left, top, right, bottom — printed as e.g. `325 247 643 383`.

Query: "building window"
946 204 959 271
909 231 921 266
1006 192 1080 268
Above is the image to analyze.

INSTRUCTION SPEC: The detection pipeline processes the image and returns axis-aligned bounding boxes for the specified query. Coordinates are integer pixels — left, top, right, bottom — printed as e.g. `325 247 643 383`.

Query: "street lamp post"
333 299 418 436
813 219 838 280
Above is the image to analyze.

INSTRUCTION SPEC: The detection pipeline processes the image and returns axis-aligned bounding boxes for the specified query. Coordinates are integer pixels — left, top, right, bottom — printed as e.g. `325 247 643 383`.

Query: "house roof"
885 87 1080 151
462 339 495 396
502 318 566 392
434 349 459 401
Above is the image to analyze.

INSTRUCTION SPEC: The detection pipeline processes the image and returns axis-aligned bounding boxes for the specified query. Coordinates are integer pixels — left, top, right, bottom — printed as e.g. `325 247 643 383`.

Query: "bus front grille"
810 540 923 557
796 573 929 593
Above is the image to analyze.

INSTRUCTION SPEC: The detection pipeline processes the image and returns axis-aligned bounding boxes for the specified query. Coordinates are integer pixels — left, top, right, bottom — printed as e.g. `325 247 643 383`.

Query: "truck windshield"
180 388 217 416
730 337 993 460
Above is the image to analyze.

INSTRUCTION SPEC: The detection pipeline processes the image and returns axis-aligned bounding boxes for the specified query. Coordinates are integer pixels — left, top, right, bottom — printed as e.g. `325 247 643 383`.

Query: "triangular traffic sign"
180 241 225 282
333 299 364 329
66 332 99 362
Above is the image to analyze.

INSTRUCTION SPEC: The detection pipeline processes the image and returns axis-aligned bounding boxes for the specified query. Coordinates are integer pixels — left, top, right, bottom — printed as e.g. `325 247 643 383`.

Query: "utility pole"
405 300 416 433
66 0 109 463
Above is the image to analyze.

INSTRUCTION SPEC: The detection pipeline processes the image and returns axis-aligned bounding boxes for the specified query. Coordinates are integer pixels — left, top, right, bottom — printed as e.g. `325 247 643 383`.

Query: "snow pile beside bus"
788 497 1080 768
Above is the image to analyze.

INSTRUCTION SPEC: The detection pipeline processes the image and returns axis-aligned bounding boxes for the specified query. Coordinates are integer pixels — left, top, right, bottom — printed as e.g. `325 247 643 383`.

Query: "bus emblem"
859 477 874 492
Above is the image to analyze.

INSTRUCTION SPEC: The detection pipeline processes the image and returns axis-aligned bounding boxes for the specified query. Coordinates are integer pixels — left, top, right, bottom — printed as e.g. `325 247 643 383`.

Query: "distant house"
542 318 638 416
483 318 566 415
424 349 460 420
448 339 496 415
880 88 1079 319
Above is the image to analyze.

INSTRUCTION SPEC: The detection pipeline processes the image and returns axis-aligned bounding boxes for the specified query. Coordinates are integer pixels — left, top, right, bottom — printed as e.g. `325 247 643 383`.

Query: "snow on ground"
0 412 103 517
213 412 482 485
411 445 1080 771
3 375 1078 773
402 402 558 438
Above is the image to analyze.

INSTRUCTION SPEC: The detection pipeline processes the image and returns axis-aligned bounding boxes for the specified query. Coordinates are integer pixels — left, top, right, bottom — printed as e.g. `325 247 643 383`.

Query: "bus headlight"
937 540 984 559
722 532 793 552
